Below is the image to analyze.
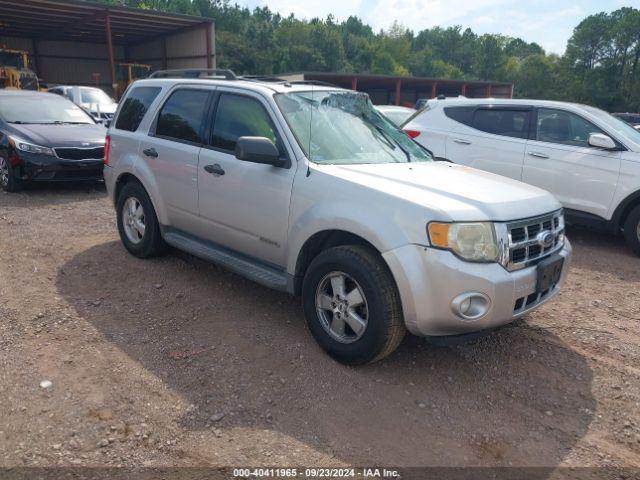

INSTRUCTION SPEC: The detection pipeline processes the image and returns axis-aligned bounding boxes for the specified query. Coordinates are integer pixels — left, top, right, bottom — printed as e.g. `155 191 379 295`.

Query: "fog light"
451 292 490 321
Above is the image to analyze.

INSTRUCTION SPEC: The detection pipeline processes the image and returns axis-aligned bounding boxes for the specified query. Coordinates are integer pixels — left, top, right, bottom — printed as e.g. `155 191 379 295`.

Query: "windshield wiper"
372 123 411 162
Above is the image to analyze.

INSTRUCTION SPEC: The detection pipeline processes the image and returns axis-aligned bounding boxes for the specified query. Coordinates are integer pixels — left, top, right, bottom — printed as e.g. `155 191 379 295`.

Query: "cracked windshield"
275 90 432 165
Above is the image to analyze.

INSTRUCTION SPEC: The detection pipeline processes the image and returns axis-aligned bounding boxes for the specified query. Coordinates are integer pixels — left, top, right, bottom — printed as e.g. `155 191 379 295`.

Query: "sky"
240 0 636 55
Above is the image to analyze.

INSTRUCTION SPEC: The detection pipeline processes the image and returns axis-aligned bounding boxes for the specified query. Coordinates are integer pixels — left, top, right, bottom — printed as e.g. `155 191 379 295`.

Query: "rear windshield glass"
115 86 161 132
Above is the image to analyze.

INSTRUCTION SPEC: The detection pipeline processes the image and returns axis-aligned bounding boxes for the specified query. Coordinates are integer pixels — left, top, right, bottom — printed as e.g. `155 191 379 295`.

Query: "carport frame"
0 0 215 96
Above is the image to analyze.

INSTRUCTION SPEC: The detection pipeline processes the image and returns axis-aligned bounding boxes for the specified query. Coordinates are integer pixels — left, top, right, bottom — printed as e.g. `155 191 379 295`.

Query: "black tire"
116 181 166 258
623 205 640 256
0 156 23 193
302 245 406 365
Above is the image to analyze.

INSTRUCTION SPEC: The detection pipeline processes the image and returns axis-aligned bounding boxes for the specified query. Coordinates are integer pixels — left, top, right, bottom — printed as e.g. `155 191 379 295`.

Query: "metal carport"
0 0 215 96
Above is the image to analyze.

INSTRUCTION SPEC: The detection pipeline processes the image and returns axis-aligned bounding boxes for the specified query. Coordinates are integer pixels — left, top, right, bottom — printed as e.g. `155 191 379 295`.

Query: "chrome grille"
505 210 564 271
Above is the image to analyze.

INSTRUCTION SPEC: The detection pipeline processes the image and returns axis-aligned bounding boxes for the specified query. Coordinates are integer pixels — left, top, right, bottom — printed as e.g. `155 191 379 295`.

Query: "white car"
403 99 640 255
375 105 415 127
48 85 117 122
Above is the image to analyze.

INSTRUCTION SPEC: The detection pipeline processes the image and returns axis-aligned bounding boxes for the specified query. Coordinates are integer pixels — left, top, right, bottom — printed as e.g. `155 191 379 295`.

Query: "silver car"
104 69 571 365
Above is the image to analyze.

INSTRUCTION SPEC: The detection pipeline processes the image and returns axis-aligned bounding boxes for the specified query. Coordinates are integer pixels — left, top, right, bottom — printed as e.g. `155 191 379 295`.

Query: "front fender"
285 200 417 275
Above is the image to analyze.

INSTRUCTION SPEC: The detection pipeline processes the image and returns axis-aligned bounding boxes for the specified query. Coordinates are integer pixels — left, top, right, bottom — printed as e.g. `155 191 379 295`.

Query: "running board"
162 229 291 292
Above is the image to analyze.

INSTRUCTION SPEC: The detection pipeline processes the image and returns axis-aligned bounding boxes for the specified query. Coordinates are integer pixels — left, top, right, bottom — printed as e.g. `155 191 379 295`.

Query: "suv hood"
319 161 561 222
7 123 106 148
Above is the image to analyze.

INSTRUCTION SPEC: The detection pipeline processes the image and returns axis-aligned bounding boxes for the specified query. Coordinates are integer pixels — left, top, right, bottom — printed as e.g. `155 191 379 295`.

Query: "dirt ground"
0 183 639 474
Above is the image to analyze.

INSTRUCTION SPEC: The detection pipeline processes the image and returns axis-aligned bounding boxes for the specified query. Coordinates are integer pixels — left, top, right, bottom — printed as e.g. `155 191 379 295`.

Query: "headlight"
10 137 55 156
428 221 499 262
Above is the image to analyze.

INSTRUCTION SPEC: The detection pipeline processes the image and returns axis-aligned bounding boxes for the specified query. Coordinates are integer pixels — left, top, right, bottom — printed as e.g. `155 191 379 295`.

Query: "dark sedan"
0 90 106 192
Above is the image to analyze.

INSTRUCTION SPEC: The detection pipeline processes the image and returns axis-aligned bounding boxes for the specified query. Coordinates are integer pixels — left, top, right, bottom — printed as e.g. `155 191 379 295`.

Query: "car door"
140 87 212 231
523 107 621 219
444 105 531 180
197 90 295 266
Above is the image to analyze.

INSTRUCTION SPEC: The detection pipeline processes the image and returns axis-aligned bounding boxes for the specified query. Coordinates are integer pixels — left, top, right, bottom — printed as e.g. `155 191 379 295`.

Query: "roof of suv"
427 97 592 110
131 76 346 97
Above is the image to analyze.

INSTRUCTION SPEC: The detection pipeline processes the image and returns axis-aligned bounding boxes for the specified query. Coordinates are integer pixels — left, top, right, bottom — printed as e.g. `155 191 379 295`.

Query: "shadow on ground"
565 225 640 280
0 181 105 207
56 240 595 471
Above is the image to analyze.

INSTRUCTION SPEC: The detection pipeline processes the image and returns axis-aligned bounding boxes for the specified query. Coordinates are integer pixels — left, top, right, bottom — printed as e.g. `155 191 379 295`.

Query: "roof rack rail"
288 80 338 88
241 75 288 83
149 69 238 80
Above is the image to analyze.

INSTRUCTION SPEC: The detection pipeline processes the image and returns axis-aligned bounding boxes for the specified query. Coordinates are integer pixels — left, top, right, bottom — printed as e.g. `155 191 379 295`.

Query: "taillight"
404 129 421 139
104 135 111 166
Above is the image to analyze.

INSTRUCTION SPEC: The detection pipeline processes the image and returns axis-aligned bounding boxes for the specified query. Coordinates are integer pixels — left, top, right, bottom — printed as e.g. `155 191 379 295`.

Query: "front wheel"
302 245 406 365
623 205 640 256
0 156 23 192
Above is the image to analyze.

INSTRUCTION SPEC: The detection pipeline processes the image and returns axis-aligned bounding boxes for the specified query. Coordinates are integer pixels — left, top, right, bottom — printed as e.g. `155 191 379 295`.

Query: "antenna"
306 85 313 177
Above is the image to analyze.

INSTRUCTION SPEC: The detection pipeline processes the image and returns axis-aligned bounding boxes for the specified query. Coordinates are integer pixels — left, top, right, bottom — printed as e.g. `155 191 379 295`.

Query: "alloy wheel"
122 196 146 244
0 157 9 188
315 271 369 344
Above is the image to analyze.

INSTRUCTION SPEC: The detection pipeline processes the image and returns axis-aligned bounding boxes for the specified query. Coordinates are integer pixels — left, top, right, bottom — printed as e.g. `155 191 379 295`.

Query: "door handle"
143 147 158 158
453 138 472 145
528 151 549 159
204 164 225 176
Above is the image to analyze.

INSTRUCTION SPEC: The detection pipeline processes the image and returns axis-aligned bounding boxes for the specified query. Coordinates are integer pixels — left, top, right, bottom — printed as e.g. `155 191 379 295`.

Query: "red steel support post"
205 22 213 69
104 12 116 97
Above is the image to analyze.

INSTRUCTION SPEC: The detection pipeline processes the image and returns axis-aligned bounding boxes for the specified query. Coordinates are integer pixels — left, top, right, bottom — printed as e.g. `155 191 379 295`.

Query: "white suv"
104 70 571 364
403 99 640 255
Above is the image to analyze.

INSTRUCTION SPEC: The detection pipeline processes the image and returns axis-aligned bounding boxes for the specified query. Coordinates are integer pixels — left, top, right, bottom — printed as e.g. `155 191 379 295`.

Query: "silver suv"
104 69 572 365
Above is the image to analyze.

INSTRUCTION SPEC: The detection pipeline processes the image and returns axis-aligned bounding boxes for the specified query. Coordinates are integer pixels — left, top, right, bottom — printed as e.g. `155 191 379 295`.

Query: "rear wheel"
623 205 640 256
302 245 406 365
0 156 23 192
116 181 166 258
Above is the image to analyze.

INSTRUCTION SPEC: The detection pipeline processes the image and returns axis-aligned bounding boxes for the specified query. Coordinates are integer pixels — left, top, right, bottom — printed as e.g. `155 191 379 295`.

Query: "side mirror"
588 133 616 150
235 136 287 167
103 119 111 128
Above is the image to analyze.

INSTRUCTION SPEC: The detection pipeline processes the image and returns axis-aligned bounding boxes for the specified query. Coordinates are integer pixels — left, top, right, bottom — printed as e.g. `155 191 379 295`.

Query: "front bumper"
18 153 103 182
382 240 572 337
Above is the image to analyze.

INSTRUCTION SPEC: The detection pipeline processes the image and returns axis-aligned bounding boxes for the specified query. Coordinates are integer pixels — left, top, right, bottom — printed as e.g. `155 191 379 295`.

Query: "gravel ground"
0 183 639 472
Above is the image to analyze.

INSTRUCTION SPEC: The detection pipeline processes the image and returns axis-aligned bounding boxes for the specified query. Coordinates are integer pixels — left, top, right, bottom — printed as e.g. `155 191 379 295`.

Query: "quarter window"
443 106 475 126
155 89 209 144
472 109 530 139
211 94 280 153
115 86 161 132
536 108 605 147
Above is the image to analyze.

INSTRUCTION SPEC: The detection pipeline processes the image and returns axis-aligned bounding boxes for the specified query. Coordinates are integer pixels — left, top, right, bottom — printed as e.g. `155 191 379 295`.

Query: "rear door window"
154 89 210 144
115 86 161 132
472 108 530 138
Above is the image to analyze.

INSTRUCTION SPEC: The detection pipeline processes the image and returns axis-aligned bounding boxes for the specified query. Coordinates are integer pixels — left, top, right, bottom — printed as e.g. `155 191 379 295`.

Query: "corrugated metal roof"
0 0 212 45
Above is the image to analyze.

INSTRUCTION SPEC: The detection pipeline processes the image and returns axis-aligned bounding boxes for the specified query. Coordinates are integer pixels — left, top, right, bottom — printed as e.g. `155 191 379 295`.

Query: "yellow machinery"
116 63 151 98
0 48 39 90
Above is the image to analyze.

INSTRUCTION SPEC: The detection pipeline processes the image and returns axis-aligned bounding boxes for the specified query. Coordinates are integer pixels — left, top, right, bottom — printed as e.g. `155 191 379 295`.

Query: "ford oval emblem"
537 231 555 248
